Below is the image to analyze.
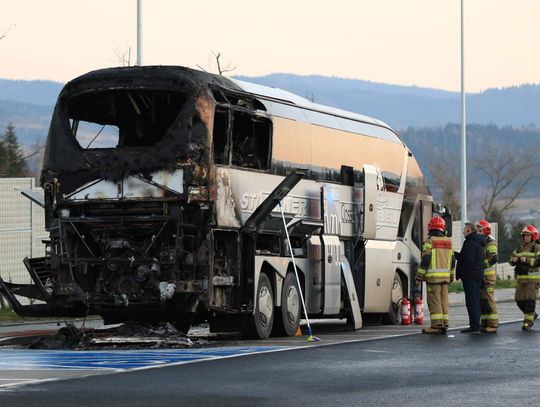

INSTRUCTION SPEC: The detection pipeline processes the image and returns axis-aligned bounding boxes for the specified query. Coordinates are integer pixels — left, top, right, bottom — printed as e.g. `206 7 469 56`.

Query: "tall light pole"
460 0 467 238
137 0 143 65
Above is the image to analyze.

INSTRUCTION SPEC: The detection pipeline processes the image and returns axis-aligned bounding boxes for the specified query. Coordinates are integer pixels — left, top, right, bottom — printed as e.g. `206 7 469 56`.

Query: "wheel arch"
395 268 409 299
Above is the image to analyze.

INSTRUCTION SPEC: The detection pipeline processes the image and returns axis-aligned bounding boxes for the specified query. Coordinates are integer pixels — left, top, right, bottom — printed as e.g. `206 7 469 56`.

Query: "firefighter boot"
481 327 497 334
422 327 442 335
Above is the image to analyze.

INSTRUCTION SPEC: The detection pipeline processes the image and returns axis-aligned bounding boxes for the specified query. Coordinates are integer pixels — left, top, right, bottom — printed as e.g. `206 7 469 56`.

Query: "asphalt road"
0 321 537 407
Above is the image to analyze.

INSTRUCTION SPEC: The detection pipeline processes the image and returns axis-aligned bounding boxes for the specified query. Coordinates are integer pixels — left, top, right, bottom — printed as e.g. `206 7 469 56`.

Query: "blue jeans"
462 279 481 329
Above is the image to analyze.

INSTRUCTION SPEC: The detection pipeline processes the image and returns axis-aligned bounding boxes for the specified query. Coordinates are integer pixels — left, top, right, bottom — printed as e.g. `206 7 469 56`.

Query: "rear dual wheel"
273 272 302 337
246 273 275 339
246 272 302 339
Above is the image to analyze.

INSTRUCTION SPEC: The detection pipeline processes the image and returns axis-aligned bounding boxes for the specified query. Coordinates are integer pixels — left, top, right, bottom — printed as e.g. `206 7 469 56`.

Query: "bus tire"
245 273 274 339
273 272 301 337
384 272 404 325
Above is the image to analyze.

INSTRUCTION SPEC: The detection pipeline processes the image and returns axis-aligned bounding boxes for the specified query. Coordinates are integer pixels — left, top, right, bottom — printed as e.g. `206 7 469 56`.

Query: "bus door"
362 164 379 239
348 164 380 308
320 185 341 315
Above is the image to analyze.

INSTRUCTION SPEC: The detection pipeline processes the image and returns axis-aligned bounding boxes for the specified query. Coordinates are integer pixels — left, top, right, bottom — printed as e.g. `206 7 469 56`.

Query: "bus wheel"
273 272 301 337
385 272 404 325
245 273 274 339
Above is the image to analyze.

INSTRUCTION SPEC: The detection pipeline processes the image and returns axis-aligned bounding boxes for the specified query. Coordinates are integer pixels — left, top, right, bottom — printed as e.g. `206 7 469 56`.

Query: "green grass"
0 307 21 322
0 307 56 323
448 278 517 293
448 282 464 293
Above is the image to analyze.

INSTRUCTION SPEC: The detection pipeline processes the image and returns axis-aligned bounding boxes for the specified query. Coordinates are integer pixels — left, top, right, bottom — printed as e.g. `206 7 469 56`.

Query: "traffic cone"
295 326 302 336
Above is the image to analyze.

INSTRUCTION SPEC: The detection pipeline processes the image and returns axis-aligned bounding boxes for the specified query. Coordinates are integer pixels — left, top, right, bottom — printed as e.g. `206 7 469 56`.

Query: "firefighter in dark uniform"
415 216 456 334
476 220 499 333
510 225 540 331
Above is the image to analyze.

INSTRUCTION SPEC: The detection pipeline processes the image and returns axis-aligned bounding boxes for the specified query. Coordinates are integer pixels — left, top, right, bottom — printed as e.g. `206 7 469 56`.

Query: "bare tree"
475 143 535 220
25 139 46 181
197 51 236 75
115 46 131 67
426 149 461 219
111 40 132 66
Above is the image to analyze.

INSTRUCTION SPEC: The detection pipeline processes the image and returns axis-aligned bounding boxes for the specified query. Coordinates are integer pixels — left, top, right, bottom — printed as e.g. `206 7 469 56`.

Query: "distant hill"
0 79 63 106
235 74 540 129
1 73 539 219
1 73 539 145
0 79 61 145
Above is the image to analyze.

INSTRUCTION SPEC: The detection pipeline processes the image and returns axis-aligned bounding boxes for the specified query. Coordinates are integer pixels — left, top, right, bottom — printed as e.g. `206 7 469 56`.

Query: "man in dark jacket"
455 222 486 333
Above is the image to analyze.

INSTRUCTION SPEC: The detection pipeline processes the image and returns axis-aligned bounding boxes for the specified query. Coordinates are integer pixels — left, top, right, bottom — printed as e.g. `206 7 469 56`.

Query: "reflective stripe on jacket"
417 236 455 284
510 242 540 283
483 237 498 282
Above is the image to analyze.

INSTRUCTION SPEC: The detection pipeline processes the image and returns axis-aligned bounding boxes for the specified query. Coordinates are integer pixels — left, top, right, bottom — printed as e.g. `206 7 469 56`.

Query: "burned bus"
0 66 450 338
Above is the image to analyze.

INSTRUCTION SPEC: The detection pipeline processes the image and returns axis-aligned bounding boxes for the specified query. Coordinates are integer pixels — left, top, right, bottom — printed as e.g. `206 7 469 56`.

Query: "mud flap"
341 258 362 329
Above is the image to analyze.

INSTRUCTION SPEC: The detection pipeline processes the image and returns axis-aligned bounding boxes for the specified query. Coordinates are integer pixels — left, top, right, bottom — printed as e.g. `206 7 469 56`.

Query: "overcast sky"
0 0 538 92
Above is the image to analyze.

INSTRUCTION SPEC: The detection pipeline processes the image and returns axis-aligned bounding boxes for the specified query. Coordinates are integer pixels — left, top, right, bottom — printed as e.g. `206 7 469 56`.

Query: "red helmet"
521 225 538 241
428 216 446 232
476 220 491 236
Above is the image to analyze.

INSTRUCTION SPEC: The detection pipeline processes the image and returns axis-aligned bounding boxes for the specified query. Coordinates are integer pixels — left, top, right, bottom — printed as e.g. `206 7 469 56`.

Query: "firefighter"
415 216 456 334
476 220 499 333
510 225 540 331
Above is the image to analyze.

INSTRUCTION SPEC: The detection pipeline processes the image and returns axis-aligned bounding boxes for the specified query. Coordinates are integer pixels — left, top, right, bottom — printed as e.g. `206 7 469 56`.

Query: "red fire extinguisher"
414 296 424 325
400 297 412 325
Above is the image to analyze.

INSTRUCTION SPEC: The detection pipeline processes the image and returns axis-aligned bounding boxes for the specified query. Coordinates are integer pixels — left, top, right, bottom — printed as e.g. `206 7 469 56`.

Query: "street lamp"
460 0 467 239
137 0 143 65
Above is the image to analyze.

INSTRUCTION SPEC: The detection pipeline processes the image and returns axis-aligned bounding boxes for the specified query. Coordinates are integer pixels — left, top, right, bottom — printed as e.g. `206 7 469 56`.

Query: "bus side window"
231 111 271 170
412 205 422 248
421 201 432 242
212 108 229 164
398 198 414 238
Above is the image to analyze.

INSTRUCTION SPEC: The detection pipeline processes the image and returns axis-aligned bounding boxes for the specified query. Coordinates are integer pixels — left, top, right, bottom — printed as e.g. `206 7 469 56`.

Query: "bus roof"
230 78 403 146
230 78 393 130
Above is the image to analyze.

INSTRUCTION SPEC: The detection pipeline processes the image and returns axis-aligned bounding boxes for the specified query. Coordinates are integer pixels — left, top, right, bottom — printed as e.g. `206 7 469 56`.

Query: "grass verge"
448 278 517 293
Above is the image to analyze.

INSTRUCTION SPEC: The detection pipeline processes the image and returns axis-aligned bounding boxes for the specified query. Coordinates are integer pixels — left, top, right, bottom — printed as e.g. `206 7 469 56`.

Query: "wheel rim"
258 285 273 327
285 285 300 325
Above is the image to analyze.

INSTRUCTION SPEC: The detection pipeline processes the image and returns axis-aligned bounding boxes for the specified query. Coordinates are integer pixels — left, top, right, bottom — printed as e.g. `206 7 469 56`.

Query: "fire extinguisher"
414 296 424 325
400 297 412 325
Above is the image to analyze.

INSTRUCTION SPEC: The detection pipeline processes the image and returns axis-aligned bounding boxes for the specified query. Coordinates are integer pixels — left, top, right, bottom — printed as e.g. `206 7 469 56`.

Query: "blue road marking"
0 347 288 370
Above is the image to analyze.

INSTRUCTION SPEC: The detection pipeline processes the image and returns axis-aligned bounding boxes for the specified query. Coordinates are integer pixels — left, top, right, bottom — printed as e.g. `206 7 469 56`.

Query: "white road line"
360 349 393 353
0 378 58 390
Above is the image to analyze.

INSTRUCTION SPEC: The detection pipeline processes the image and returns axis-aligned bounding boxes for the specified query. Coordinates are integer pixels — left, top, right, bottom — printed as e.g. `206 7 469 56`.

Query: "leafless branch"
476 142 536 219
111 40 132 67
212 52 237 75
5 145 44 167
426 148 461 218
0 25 14 41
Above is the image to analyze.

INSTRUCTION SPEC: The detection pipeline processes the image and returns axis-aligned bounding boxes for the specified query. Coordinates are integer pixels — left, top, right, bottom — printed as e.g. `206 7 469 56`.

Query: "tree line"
400 123 540 260
0 124 30 177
